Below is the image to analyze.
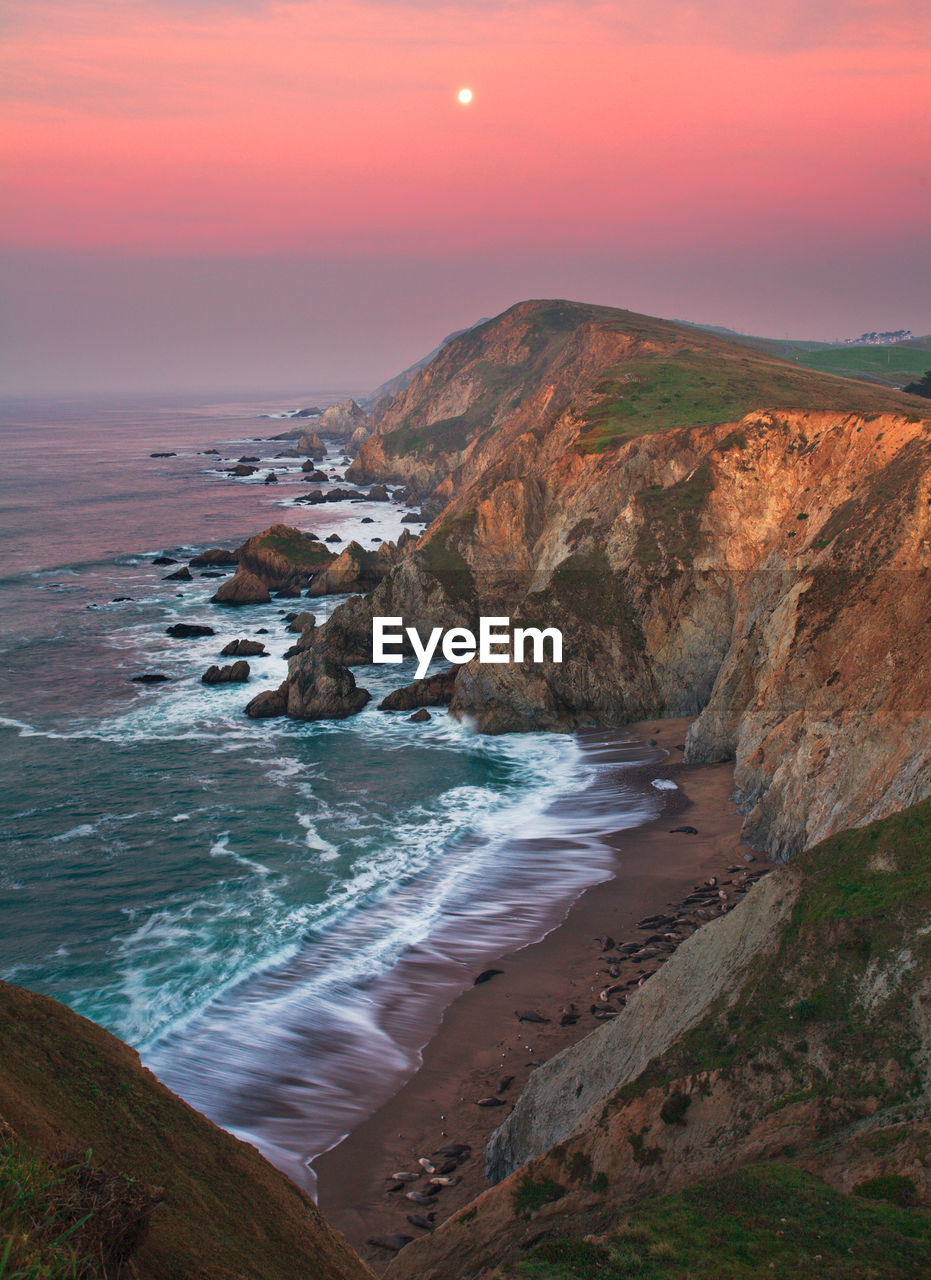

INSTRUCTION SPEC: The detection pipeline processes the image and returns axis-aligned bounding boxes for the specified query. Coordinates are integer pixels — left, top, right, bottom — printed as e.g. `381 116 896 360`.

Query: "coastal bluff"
305 300 931 862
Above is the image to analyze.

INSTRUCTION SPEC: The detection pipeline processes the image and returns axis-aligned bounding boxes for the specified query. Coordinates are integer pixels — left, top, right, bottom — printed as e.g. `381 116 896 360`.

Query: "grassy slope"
500 1164 931 1280
495 801 931 1278
575 336 923 453
792 345 931 386
371 300 924 461
615 798 931 1106
0 982 370 1280
688 323 931 388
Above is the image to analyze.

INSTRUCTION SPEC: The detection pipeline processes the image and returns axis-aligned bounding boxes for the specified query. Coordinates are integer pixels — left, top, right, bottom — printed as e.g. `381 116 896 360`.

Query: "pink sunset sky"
2 0 929 393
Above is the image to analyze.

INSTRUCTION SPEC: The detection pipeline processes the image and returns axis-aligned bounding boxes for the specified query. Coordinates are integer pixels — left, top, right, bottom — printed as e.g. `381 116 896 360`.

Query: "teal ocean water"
0 393 657 1191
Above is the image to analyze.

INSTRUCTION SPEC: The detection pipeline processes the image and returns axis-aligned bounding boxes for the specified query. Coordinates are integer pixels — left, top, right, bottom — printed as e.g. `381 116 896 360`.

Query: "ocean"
0 392 657 1192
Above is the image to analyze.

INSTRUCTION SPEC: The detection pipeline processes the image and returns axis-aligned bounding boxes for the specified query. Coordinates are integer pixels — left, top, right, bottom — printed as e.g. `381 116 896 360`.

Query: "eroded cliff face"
482 869 802 1183
330 406 931 858
282 302 931 857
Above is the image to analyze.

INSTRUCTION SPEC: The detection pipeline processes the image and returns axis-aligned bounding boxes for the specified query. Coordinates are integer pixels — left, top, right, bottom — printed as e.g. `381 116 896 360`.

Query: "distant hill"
684 321 931 389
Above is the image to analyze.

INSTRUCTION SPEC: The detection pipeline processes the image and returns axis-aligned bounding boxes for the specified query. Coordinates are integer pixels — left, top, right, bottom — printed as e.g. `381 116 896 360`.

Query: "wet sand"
315 718 766 1267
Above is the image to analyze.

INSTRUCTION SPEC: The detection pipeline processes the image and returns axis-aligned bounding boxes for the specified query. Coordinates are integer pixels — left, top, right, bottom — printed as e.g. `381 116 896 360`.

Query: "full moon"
457 87 473 105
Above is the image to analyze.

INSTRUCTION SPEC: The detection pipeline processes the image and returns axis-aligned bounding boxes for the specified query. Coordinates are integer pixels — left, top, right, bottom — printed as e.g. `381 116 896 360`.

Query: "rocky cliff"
0 981 372 1280
316 301 931 859
384 799 931 1280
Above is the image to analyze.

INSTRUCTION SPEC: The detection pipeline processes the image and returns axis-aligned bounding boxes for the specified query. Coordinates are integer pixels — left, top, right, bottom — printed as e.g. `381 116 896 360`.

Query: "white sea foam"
651 778 678 790
52 822 97 841
143 730 660 1194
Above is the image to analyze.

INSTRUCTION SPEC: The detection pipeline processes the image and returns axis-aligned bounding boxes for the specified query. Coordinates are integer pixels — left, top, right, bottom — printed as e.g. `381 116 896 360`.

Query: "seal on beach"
476 1097 506 1107
474 968 504 985
515 1009 549 1023
670 825 699 834
407 1214 433 1231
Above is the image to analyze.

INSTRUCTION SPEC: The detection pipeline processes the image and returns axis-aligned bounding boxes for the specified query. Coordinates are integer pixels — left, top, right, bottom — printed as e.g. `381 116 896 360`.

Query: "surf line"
372 616 563 680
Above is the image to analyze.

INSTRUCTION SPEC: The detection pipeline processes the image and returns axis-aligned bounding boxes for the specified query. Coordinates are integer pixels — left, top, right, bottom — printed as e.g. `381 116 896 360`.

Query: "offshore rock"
285 648 371 720
201 660 250 685
297 431 326 458
190 547 239 566
287 611 317 634
234 524 333 591
166 623 215 639
378 668 456 711
211 570 272 606
245 682 289 718
220 638 267 657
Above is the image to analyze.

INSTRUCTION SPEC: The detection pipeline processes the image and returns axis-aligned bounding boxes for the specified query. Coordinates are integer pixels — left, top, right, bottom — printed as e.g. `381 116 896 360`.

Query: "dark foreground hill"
0 982 372 1279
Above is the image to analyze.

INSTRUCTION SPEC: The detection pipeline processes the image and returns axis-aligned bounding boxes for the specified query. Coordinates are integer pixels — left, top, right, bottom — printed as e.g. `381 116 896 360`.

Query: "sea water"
0 392 656 1191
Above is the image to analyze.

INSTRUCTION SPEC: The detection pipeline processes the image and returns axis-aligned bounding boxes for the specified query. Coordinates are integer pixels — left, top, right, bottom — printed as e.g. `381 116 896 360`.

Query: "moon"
457 87 473 105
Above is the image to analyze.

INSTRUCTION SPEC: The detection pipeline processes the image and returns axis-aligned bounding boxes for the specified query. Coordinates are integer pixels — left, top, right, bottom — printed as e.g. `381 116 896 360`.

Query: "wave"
143 730 658 1194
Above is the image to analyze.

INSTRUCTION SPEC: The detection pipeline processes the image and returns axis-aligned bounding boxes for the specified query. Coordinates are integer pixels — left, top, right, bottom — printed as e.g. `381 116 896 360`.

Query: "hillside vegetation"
0 982 372 1280
385 801 931 1280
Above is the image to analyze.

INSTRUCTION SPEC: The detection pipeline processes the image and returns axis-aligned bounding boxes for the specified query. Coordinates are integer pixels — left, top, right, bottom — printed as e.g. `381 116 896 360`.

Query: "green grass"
253 526 332 569
574 349 916 454
855 1174 917 1207
0 1125 155 1280
792 346 931 388
416 517 476 605
382 413 484 459
511 1173 565 1219
609 799 931 1112
501 1164 931 1279
523 549 646 645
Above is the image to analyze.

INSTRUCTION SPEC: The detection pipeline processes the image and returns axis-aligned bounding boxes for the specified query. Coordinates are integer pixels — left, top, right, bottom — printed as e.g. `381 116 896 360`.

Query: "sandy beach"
316 716 768 1267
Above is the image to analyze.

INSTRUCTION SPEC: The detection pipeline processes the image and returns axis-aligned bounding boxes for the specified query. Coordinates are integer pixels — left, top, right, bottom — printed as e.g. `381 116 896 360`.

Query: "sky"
2 0 929 395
